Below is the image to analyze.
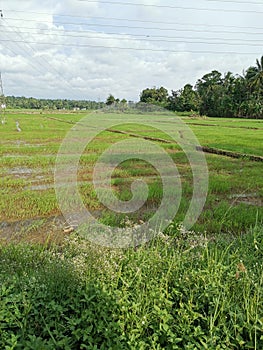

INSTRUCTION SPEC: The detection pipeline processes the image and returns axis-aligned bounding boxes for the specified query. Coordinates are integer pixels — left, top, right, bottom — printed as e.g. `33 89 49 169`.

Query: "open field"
0 110 263 348
0 110 262 241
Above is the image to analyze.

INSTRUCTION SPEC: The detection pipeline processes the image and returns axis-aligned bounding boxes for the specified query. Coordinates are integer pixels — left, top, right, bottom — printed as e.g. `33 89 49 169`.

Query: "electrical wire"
188 0 262 5
2 24 263 44
1 18 82 98
0 40 50 79
1 4 261 100
77 0 263 14
0 38 260 55
3 24 263 43
4 9 263 31
4 17 263 36
0 23 53 78
1 27 263 47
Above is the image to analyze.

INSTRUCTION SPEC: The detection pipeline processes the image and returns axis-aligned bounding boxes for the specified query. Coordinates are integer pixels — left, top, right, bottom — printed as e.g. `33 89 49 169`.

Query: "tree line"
4 96 104 110
3 56 262 118
140 56 263 118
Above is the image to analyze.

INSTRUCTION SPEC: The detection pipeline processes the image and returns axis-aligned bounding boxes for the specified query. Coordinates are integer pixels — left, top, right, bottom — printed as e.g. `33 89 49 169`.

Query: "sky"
0 0 262 101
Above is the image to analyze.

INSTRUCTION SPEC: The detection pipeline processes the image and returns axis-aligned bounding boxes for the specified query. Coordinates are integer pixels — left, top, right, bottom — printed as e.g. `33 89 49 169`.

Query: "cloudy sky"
0 0 262 101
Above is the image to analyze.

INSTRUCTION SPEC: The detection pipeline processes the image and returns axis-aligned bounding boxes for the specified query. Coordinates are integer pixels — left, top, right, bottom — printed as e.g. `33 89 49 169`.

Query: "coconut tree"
246 56 263 92
243 56 263 117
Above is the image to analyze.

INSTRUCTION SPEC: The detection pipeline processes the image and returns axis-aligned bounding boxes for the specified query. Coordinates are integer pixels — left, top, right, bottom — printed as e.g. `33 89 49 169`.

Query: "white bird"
16 121 21 132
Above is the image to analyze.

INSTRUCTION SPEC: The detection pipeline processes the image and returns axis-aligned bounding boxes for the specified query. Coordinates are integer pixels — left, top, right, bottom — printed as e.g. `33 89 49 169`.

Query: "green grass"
0 224 262 349
108 117 263 156
183 116 263 156
0 109 263 348
183 116 263 129
0 110 262 234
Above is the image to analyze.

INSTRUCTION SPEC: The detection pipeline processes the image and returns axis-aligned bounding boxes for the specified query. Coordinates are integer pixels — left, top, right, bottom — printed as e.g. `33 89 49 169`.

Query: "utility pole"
0 10 7 124
0 72 6 124
0 72 4 97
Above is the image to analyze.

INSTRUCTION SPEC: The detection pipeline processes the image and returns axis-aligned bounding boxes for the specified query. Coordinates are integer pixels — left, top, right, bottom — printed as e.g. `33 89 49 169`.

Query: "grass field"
1 110 262 240
0 109 262 348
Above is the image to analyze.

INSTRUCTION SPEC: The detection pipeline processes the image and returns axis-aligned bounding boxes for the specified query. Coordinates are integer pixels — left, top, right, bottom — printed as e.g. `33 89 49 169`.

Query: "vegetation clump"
140 56 263 118
0 224 262 349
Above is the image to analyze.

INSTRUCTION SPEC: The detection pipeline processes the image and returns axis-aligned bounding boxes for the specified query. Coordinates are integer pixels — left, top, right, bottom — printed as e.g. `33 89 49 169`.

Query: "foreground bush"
0 225 262 349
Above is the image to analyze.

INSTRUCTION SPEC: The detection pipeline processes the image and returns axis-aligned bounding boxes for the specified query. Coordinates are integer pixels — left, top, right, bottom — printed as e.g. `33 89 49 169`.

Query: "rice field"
0 109 262 242
1 109 263 349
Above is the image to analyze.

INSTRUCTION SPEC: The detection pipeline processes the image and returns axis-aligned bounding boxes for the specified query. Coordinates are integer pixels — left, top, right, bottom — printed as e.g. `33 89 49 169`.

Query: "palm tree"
244 56 263 117
246 56 263 92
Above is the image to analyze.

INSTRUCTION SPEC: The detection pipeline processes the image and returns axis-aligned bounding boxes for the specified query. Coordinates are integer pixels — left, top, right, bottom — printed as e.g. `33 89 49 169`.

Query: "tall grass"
0 224 262 349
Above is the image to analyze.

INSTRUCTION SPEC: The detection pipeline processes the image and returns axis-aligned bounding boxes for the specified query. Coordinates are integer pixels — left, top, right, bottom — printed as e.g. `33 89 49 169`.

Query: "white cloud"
0 0 262 101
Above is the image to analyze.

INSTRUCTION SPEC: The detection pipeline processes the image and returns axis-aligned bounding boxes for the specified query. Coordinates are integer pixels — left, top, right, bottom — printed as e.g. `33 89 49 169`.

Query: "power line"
0 38 260 55
4 9 263 31
0 41 61 88
77 0 263 14
1 17 81 99
193 0 262 5
0 17 57 77
3 24 263 43
4 17 263 36
5 24 263 43
2 20 66 80
0 28 52 78
2 27 263 47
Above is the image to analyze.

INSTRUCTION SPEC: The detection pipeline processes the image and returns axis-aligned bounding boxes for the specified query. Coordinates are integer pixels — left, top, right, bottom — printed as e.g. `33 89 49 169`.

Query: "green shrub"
0 225 262 349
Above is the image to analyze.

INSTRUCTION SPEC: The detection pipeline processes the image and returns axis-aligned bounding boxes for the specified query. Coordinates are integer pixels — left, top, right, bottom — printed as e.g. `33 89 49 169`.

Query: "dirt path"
196 146 263 162
187 122 263 130
43 115 263 162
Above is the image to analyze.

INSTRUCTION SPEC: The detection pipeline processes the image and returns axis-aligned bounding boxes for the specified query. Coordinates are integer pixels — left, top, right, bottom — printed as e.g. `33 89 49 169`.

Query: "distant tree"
193 63 263 118
168 84 200 112
195 70 223 116
140 86 168 106
118 98 128 111
5 96 105 110
245 56 263 91
241 56 263 117
106 94 116 105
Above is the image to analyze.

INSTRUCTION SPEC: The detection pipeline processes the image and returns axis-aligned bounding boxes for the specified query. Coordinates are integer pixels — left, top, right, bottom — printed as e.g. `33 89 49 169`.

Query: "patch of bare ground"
229 193 263 207
196 146 263 162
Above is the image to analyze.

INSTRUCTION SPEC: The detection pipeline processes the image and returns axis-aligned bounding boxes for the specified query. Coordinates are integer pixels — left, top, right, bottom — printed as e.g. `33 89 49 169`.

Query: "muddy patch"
29 183 54 191
229 193 262 207
0 215 78 244
6 167 36 179
3 154 55 158
0 210 105 244
196 146 263 162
